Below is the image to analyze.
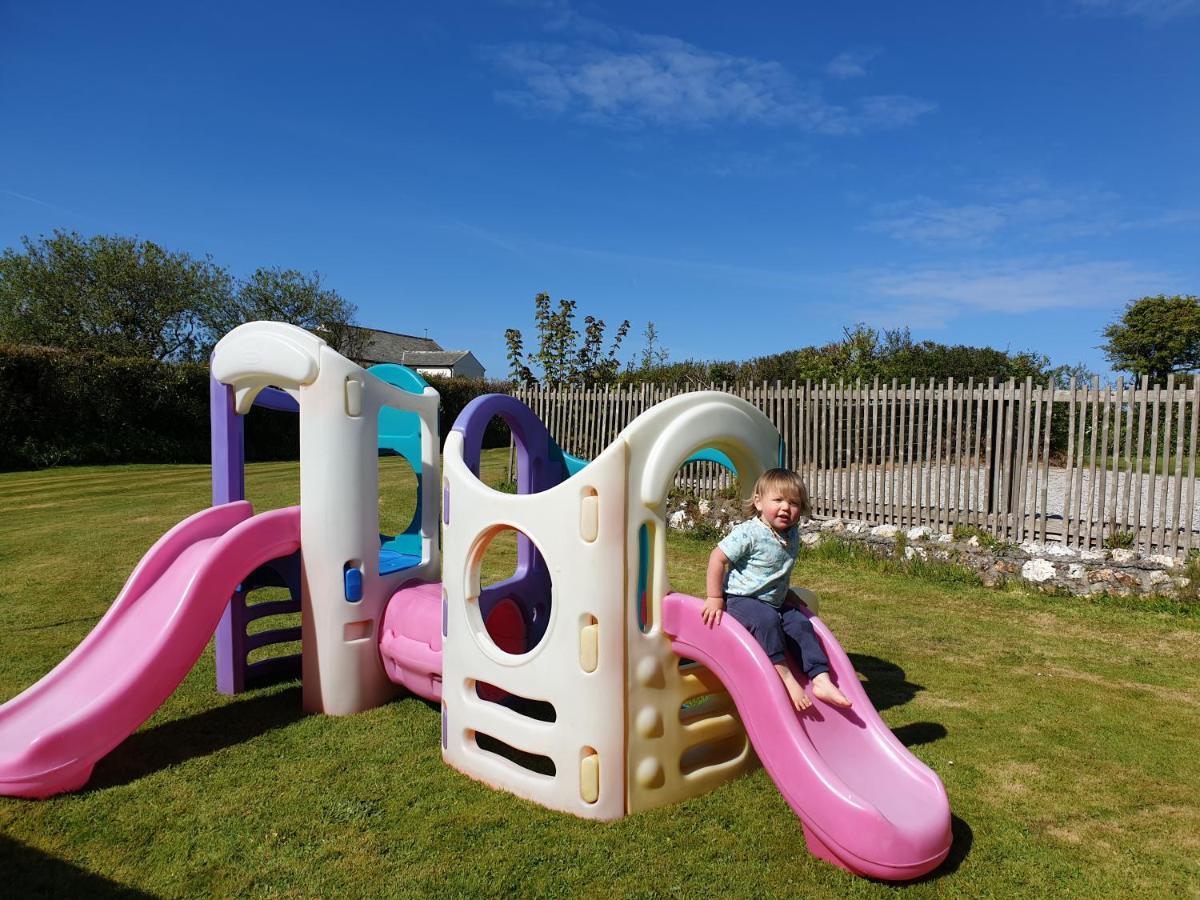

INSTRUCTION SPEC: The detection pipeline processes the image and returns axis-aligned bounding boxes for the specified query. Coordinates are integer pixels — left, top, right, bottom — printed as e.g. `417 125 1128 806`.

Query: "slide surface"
662 592 952 881
0 501 300 798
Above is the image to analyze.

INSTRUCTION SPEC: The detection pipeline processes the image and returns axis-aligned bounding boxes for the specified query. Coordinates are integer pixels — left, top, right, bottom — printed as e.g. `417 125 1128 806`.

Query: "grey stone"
1022 558 1057 583
1042 543 1078 558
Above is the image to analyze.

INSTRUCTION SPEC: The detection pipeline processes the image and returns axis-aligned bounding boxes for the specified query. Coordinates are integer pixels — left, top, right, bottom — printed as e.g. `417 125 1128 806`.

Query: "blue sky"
2 0 1198 379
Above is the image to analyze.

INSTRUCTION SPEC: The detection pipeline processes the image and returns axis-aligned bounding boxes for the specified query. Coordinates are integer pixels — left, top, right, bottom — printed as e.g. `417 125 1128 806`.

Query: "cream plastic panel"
214 322 441 716
441 433 628 821
620 392 780 813
210 321 324 413
297 346 441 716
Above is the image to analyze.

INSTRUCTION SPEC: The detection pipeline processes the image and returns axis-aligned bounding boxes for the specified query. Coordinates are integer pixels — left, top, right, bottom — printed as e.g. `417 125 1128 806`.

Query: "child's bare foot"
810 672 852 708
775 663 811 711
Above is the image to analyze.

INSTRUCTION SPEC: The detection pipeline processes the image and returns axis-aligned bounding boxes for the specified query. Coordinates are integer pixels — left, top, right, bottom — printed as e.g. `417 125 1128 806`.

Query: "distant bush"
423 375 515 449
618 324 1058 387
0 347 520 471
0 343 307 470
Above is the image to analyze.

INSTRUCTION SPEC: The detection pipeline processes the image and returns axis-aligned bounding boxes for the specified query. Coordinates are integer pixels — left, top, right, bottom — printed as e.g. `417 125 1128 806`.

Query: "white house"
347 326 487 379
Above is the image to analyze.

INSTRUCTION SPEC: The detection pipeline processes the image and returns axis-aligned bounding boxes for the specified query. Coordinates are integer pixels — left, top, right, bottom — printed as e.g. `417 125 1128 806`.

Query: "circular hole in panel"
378 453 419 537
471 524 553 656
378 452 420 574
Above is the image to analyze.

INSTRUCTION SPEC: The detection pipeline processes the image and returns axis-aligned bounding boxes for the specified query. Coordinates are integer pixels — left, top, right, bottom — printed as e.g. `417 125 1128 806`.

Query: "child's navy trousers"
724 594 830 678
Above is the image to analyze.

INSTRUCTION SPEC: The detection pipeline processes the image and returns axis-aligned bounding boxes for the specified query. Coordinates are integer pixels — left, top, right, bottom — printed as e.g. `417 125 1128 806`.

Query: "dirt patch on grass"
1023 611 1200 660
913 693 970 710
1019 663 1200 709
1154 628 1200 654
988 760 1042 797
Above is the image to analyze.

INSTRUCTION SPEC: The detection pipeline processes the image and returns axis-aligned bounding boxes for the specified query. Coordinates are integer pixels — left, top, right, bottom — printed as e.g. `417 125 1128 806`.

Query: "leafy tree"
634 321 670 371
1045 361 1099 389
200 266 362 359
0 232 364 362
505 292 630 385
880 340 1046 383
504 328 535 385
617 321 1056 386
1101 294 1200 381
0 230 231 361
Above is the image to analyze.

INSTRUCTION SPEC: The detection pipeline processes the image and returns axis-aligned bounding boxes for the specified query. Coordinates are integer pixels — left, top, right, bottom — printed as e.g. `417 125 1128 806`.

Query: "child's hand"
701 596 725 627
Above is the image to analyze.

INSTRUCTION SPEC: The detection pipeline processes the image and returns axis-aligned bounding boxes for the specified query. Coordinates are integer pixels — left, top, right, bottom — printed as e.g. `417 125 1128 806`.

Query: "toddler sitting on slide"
702 467 852 712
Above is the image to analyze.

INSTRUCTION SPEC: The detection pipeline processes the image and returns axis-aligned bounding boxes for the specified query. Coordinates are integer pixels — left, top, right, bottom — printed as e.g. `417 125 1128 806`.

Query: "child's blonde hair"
745 467 812 519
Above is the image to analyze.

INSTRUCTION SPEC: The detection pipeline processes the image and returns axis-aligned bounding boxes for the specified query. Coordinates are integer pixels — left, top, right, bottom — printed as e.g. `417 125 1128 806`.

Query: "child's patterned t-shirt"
717 516 798 608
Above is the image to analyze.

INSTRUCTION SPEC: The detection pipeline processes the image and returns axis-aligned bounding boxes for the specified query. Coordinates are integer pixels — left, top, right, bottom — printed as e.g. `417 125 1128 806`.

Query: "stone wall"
666 496 1192 598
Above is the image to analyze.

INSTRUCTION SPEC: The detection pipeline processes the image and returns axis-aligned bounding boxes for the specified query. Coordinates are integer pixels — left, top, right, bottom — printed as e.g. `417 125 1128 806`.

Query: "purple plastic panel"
452 394 564 647
210 377 245 507
211 375 301 695
452 393 561 494
212 377 247 694
253 386 299 413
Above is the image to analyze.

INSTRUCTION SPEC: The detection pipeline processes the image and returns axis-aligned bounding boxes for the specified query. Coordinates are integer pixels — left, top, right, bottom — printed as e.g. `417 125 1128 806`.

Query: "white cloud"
858 258 1176 328
868 198 1009 246
826 48 879 79
490 19 933 133
2 188 57 209
866 180 1198 247
1070 0 1200 24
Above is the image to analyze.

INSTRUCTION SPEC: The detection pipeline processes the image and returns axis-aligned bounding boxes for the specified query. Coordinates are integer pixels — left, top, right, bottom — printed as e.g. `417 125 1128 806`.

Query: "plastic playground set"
0 321 952 881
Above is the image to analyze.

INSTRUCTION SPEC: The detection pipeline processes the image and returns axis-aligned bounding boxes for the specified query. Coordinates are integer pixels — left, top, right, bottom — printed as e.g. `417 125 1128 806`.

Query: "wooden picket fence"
510 375 1200 556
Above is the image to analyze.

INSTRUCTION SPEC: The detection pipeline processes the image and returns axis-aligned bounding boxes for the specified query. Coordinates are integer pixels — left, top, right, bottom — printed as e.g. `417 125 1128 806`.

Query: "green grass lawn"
2 452 1199 897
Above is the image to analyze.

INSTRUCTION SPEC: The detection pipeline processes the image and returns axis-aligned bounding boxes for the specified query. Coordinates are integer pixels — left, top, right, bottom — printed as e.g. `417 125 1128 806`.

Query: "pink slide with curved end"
662 592 952 882
0 501 300 799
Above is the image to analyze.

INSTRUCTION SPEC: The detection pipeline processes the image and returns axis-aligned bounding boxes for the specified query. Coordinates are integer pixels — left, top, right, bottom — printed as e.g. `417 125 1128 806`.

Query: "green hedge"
0 345 512 471
423 374 514 449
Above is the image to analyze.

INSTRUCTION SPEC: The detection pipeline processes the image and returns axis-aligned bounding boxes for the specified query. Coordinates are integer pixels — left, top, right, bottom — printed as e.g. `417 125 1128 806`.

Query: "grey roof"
351 326 442 364
399 351 472 366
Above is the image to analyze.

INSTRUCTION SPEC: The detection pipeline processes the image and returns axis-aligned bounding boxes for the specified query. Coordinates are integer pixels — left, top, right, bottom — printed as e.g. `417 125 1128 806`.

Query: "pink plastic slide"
662 592 952 881
0 501 300 799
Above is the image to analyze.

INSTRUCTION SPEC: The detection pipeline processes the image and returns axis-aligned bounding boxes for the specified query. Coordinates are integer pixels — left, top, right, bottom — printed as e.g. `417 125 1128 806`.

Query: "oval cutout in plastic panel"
579 616 598 673
473 681 557 722
474 731 556 777
580 748 599 804
580 488 599 542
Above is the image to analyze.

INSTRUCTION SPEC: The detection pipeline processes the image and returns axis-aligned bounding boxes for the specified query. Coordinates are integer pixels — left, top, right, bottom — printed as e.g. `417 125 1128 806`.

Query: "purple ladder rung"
244 599 301 623
244 654 302 687
245 627 302 653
